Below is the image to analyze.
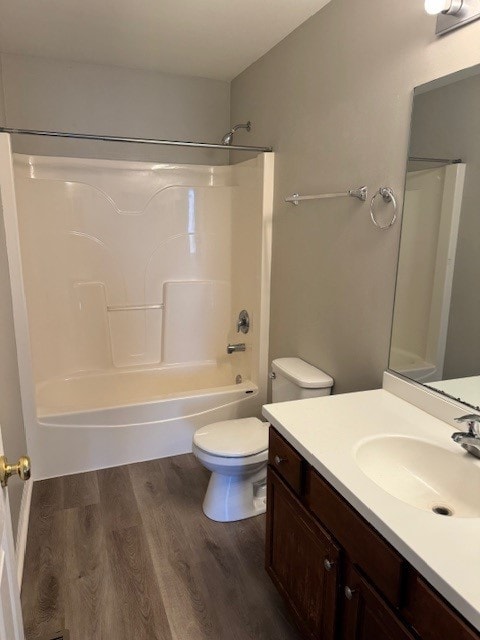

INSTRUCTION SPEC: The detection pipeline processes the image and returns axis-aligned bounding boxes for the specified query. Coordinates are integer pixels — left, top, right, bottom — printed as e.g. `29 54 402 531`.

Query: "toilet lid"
193 417 268 457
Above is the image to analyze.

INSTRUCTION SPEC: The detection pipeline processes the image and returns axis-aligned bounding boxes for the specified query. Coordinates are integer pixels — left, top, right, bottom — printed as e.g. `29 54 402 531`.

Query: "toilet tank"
271 357 334 403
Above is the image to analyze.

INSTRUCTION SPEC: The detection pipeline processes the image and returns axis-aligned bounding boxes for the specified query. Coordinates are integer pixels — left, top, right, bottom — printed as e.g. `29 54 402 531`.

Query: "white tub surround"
0 134 274 478
263 388 480 632
13 153 272 383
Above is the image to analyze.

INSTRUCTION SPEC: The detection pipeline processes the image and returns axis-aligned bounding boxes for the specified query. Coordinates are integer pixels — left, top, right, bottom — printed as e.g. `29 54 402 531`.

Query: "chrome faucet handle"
236 310 250 334
454 414 480 437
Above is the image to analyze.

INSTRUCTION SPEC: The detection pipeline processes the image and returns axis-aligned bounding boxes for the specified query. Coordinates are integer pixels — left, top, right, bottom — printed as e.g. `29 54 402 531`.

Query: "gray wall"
230 0 480 394
410 74 480 379
1 53 231 165
0 57 5 125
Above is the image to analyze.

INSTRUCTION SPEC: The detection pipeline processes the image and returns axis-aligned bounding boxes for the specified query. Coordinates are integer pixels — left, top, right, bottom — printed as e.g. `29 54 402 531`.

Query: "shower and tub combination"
0 127 274 479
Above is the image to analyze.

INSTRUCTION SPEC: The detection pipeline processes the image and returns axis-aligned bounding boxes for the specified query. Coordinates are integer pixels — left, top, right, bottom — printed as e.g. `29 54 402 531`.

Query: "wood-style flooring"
21 454 301 640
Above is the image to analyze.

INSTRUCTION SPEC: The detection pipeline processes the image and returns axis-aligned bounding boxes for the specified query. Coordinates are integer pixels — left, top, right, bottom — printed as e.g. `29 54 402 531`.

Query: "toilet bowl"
193 358 334 522
193 417 269 522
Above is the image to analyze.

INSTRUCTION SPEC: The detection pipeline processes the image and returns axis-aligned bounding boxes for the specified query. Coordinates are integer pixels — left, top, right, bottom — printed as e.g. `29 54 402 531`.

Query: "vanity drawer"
306 466 406 608
403 572 480 640
268 428 304 494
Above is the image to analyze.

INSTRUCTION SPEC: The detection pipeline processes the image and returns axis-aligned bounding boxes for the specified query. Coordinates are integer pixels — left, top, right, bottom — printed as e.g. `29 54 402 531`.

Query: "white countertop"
263 388 480 631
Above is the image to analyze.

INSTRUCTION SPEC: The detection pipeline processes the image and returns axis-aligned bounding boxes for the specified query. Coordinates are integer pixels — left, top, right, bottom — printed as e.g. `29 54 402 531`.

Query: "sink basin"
355 435 480 518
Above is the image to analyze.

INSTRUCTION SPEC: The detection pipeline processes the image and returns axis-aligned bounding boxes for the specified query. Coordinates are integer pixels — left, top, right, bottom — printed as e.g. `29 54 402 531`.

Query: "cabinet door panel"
403 571 480 640
307 467 405 607
266 468 339 640
342 566 416 640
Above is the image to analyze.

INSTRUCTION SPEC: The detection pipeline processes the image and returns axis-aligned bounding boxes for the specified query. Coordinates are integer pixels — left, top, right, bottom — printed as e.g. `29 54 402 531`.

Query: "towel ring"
370 187 397 230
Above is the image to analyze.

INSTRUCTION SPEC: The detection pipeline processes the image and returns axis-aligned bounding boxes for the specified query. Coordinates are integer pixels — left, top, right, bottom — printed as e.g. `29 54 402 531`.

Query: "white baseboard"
15 479 32 589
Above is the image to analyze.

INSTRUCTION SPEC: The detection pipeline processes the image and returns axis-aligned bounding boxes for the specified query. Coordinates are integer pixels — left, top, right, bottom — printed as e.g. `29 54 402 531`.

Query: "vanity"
263 380 480 640
261 61 480 640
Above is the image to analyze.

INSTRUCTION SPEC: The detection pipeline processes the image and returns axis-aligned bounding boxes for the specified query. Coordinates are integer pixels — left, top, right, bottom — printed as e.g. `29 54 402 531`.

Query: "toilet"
193 357 334 522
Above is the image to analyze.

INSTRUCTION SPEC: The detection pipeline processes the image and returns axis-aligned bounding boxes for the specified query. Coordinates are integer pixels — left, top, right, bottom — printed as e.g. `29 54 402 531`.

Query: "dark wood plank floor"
21 454 302 640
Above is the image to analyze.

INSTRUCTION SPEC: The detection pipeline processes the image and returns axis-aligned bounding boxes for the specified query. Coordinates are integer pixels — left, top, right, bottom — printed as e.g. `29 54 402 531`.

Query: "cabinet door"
403 571 480 640
266 468 340 640
342 566 416 640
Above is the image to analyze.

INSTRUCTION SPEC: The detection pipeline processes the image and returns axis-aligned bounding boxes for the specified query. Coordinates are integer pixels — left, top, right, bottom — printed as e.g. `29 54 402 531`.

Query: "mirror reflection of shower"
221 121 251 145
390 159 465 383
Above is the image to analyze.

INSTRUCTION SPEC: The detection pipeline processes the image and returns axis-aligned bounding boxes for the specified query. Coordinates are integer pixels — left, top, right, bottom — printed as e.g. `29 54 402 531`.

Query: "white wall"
1 53 230 165
230 0 480 394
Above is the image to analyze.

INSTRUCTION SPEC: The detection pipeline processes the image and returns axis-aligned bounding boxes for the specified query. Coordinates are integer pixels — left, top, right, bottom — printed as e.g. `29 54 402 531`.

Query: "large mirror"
390 64 480 411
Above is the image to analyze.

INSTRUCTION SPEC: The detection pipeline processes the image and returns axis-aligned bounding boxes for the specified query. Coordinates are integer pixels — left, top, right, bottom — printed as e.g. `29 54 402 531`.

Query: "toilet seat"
192 445 268 470
193 417 268 458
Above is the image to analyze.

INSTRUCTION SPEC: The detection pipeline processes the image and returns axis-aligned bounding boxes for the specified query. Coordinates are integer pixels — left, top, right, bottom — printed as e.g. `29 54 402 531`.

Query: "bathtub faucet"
227 343 246 354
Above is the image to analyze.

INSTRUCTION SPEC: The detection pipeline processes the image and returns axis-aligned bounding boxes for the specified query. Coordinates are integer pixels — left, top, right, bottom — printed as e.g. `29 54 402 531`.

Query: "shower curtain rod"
0 127 273 153
408 156 462 164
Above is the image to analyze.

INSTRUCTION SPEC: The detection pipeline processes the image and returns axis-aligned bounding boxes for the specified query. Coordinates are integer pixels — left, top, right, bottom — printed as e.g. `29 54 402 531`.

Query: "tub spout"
227 343 246 354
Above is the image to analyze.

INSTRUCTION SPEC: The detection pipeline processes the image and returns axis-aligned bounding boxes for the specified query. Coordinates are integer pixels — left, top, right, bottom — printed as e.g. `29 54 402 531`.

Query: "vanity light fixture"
424 0 480 34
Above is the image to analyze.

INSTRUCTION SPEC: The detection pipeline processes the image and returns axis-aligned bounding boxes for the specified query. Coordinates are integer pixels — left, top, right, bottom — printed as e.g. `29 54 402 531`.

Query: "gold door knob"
0 455 31 487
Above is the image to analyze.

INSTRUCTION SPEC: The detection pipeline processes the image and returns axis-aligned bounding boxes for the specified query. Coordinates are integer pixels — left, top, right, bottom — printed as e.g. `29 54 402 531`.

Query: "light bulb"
424 0 451 14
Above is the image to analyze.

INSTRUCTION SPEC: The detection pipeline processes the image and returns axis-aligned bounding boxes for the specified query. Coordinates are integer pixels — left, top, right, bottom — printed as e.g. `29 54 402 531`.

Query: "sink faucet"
451 414 480 459
227 343 246 354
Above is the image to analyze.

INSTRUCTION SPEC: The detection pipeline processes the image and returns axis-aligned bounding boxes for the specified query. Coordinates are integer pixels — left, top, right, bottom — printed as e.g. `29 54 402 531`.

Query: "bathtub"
33 363 260 478
6 151 273 480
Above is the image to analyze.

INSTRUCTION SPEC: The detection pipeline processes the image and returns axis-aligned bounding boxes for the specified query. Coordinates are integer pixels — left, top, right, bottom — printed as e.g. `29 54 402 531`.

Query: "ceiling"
0 0 332 82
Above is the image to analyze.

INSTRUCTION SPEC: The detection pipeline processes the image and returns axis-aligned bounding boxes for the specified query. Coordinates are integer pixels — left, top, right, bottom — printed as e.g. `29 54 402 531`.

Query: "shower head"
221 121 251 146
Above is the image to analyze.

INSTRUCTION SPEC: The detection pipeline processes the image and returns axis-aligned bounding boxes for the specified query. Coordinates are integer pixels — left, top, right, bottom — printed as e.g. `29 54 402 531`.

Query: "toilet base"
202 467 267 522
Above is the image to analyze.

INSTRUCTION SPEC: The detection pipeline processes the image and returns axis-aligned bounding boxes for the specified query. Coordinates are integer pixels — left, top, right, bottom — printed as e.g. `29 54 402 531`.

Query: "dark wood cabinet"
266 468 340 640
402 571 480 640
341 565 416 640
268 427 304 494
306 465 405 608
266 427 480 640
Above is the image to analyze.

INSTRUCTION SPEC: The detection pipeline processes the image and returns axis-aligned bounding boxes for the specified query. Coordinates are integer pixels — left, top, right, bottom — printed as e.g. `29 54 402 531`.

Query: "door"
0 427 25 640
341 565 415 640
0 132 30 638
266 468 340 640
